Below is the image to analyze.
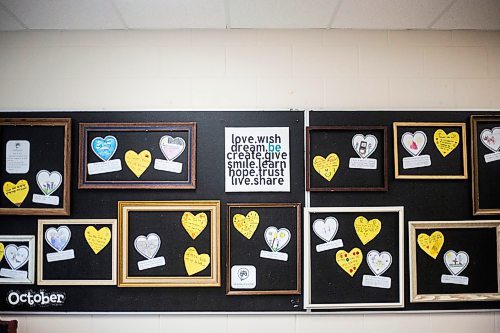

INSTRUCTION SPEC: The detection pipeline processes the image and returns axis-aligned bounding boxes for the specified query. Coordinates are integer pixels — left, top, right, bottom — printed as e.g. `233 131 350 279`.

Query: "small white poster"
6 140 30 174
225 127 290 192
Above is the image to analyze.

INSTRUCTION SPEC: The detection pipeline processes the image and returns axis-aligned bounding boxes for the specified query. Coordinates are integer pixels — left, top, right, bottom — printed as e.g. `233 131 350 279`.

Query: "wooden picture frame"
226 203 301 295
79 122 196 189
409 220 500 302
0 235 35 284
37 219 117 285
393 122 468 179
118 201 220 287
0 118 71 215
306 126 388 192
470 115 500 215
304 206 404 309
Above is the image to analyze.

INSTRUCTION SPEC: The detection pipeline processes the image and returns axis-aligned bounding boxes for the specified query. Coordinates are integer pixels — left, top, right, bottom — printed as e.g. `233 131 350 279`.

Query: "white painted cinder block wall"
0 29 499 333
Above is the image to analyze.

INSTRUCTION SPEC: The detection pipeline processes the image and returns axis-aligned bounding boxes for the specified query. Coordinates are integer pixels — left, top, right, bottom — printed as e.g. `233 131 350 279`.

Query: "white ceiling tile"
229 0 340 28
432 0 500 30
113 0 226 29
0 0 124 29
332 0 454 29
0 5 25 30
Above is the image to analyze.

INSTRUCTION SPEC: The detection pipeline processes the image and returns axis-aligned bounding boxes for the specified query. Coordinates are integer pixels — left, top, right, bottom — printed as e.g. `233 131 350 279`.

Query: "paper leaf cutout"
401 131 427 156
3 180 29 207
336 248 363 277
36 170 62 196
91 135 118 162
45 226 71 252
354 216 381 245
264 226 291 252
5 244 29 270
366 250 392 276
480 127 500 152
312 216 339 242
184 247 210 276
417 231 444 259
233 211 259 239
313 153 340 181
444 250 469 276
84 226 111 254
182 212 208 240
125 150 151 178
434 129 460 157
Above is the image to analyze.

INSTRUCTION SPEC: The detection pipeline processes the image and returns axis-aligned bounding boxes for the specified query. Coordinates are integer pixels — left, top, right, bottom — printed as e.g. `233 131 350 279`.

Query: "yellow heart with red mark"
233 211 259 239
182 212 208 240
125 150 151 178
434 129 460 157
418 231 444 259
0 243 4 262
313 153 340 181
336 248 363 277
84 226 111 254
354 216 381 245
184 247 210 276
3 180 29 207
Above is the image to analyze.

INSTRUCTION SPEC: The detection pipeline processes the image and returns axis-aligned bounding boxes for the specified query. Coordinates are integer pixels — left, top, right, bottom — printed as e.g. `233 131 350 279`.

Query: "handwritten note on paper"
184 247 210 276
181 212 208 240
125 150 151 178
3 180 29 207
354 216 381 245
313 153 340 181
434 129 460 157
417 231 444 259
336 248 363 277
84 226 111 254
233 211 259 239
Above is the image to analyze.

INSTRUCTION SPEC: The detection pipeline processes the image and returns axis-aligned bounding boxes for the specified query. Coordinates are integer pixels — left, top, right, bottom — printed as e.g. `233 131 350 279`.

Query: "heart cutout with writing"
160 135 186 161
0 243 4 262
36 170 62 196
401 131 427 156
5 244 29 270
312 217 339 243
3 180 29 207
264 226 291 252
182 212 208 240
91 135 118 162
434 129 460 157
313 153 340 181
184 246 210 276
45 226 71 252
233 211 259 239
417 231 444 259
134 233 161 260
85 226 111 254
444 250 469 276
480 128 500 153
125 150 151 178
366 250 392 276
352 134 378 159
336 248 363 277
354 216 381 245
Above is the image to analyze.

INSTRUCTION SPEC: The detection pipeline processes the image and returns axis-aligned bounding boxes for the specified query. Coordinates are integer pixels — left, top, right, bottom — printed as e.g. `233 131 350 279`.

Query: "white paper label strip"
153 159 183 173
349 158 377 170
316 239 344 253
46 249 75 262
362 275 392 289
32 194 59 206
260 250 288 261
87 159 122 175
402 155 431 169
0 268 28 279
441 274 469 285
484 151 500 163
137 256 166 271
231 265 257 289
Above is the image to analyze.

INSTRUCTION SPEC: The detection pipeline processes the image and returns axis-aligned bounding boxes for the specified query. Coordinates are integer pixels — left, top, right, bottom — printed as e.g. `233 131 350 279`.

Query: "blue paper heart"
91 135 118 161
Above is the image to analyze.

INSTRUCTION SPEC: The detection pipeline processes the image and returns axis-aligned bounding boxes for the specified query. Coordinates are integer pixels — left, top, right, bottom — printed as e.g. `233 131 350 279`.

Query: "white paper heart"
5 244 29 270
264 227 291 252
312 217 339 243
480 128 500 153
352 134 378 159
36 170 62 196
45 226 71 252
159 135 186 161
401 131 427 156
134 233 161 260
366 250 392 276
444 250 469 276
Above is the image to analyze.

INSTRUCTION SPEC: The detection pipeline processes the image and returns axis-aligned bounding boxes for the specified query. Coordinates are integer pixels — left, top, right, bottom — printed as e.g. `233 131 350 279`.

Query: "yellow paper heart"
0 243 4 262
313 153 340 181
336 248 363 277
233 211 259 239
354 216 382 245
182 212 208 240
125 150 151 178
434 129 460 157
184 247 210 276
3 180 29 207
84 226 111 254
417 231 444 259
